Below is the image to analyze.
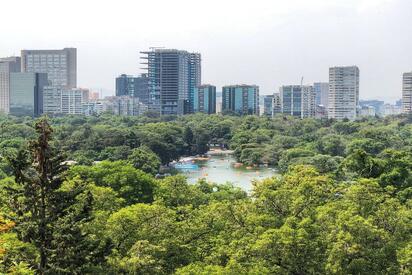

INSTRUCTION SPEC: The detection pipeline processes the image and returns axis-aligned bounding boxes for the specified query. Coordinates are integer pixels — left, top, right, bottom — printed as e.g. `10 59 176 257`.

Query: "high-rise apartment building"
222 85 259 115
328 66 359 120
402 72 412 114
21 48 76 88
0 57 21 113
280 85 315 118
193 85 216 114
314 82 329 108
9 72 48 117
141 48 201 115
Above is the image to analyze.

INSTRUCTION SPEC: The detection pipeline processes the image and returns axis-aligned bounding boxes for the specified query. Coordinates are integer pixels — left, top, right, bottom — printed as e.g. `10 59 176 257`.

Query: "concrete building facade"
21 48 76 88
328 66 359 120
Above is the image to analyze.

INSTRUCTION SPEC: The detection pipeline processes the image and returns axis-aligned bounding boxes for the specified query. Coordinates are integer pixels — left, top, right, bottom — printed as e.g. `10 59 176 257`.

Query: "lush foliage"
0 113 411 274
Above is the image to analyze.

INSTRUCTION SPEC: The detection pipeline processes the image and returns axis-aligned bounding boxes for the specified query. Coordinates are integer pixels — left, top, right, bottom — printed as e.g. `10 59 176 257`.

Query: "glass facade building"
222 85 259 115
194 85 216 114
280 85 315 118
116 74 150 105
314 82 329 108
263 95 274 117
0 57 21 114
141 49 201 115
10 72 48 117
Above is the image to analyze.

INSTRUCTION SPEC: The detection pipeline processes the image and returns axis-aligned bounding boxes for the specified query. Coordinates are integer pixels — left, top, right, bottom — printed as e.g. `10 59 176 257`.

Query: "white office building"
328 66 359 120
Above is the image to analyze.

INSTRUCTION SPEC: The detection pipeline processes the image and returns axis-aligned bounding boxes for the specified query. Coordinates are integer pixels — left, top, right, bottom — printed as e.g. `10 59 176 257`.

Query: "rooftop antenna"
301 76 304 86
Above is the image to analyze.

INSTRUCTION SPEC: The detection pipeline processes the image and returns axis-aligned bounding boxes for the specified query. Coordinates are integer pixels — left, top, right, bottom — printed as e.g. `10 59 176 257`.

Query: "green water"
182 154 278 191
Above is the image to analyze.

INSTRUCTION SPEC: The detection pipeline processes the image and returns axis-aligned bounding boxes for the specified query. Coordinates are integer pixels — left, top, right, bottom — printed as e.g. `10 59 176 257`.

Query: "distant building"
89 91 100 100
116 74 137 97
359 105 376 117
0 57 21 113
135 74 150 105
222 85 259 115
103 96 148 116
402 72 412 113
83 100 104 116
263 95 274 117
10 72 48 117
141 48 201 115
280 85 315 118
328 66 359 120
194 85 216 114
273 93 281 115
316 105 328 119
43 86 63 114
61 88 89 115
359 100 385 116
383 104 402 116
43 87 89 115
314 82 329 109
21 48 76 88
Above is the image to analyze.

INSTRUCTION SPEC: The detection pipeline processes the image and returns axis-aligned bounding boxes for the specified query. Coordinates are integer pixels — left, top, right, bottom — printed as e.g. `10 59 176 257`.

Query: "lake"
175 153 278 191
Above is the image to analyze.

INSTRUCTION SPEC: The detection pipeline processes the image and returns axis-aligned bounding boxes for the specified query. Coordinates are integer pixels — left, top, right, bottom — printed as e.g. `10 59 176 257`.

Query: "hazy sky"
1 0 411 102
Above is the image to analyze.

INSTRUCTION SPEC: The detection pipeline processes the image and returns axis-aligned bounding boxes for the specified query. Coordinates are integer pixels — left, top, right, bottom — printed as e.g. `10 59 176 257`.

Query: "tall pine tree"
5 118 98 274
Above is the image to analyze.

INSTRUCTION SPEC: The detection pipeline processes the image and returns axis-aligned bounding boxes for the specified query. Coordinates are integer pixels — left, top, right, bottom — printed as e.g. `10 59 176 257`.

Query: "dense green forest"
0 113 412 274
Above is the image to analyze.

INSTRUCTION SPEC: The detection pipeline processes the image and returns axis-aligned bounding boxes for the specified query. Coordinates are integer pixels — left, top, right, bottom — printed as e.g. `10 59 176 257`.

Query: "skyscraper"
21 48 77 88
313 82 329 108
0 57 21 113
141 48 201 115
194 85 216 114
222 85 259 115
402 72 412 114
328 66 359 120
10 72 48 117
280 85 315 118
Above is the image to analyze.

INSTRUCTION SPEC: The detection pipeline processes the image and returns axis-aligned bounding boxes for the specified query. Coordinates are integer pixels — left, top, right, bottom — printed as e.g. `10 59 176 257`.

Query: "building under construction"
140 48 201 115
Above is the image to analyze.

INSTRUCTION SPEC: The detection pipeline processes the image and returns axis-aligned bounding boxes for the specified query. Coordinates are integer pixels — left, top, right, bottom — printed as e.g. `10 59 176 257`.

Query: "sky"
1 0 411 103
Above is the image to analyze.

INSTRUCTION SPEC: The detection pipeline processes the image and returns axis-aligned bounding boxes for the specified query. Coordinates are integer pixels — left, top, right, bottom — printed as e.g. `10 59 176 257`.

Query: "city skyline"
1 0 411 103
